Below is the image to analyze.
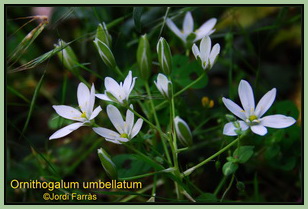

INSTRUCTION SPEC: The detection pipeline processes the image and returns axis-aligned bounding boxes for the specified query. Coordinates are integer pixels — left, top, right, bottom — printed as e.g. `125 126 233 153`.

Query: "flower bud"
154 73 171 99
174 116 193 147
157 37 172 75
54 39 79 71
97 148 118 180
226 114 236 122
96 22 112 47
93 38 117 70
136 34 152 80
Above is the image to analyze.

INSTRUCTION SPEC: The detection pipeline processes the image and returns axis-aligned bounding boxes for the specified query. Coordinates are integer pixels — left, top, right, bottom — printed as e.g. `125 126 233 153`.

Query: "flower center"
120 133 129 139
81 111 87 118
248 115 258 122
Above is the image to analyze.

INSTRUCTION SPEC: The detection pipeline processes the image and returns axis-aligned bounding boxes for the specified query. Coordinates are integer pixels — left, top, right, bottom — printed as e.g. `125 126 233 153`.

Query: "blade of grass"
7 85 30 103
20 70 45 139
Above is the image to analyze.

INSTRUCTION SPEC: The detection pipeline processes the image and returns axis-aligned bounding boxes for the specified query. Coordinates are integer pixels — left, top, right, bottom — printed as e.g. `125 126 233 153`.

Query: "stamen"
120 133 129 139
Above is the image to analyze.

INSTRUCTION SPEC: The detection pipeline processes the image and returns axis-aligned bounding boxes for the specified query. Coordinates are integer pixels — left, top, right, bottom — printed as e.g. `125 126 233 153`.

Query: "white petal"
255 88 276 117
123 71 132 93
156 74 169 96
223 122 237 136
93 127 120 139
105 137 129 144
238 80 255 115
77 82 90 113
166 18 185 42
53 105 84 122
87 84 96 117
195 18 217 41
89 106 102 120
222 97 246 120
95 93 112 102
261 114 296 128
223 121 249 136
183 12 194 35
49 122 84 140
107 104 125 134
126 76 137 100
200 36 211 62
192 44 200 60
209 43 220 67
125 104 134 134
104 77 122 100
130 118 143 139
251 125 267 136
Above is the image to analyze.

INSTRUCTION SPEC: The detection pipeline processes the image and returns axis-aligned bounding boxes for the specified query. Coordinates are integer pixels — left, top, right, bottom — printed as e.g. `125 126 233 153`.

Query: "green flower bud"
93 38 117 70
54 39 79 71
174 116 193 147
226 114 236 122
136 34 152 80
157 37 172 75
97 148 118 180
96 22 112 47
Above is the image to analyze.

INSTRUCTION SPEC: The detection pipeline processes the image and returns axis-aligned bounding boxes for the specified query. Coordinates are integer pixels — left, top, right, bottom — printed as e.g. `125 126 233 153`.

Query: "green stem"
220 174 235 202
114 66 124 78
155 72 206 111
183 135 243 176
119 168 173 181
144 82 172 166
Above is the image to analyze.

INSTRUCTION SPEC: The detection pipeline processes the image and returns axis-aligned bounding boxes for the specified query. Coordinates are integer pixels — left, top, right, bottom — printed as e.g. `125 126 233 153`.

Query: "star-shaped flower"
222 80 296 136
166 11 217 47
192 36 220 70
49 83 102 140
93 104 143 144
96 71 136 105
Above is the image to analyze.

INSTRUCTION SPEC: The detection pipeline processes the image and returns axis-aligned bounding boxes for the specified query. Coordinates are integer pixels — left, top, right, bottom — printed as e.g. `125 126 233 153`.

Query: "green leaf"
264 145 280 160
133 7 144 32
236 181 245 192
226 156 239 163
172 55 208 89
112 154 152 178
222 162 238 176
233 146 254 164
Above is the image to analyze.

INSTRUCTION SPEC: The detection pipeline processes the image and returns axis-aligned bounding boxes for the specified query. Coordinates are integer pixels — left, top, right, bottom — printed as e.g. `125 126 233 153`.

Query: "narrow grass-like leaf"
20 71 45 138
7 85 30 103
133 7 144 32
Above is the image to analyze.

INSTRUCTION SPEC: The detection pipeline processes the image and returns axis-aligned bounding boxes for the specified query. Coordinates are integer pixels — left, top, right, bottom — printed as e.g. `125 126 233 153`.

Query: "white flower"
96 71 136 105
49 83 102 140
93 104 143 144
222 80 296 136
192 36 220 70
166 11 216 46
154 73 171 98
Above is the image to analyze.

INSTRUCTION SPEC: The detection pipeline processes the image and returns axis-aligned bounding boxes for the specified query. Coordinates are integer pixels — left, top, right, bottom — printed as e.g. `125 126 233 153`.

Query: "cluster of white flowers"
49 71 143 144
50 11 296 146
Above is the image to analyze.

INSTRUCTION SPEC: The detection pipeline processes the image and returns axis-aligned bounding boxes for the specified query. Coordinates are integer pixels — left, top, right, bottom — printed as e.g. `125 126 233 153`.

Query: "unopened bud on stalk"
54 39 79 71
226 114 236 122
157 37 172 75
97 148 118 180
137 34 152 80
93 38 117 70
174 116 193 147
96 22 112 47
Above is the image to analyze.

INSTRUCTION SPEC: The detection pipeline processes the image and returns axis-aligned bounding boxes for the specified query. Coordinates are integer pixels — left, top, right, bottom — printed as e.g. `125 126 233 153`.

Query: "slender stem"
214 176 228 196
183 136 242 176
155 72 206 111
119 169 171 181
144 82 172 166
174 72 205 97
220 174 235 202
114 66 124 78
